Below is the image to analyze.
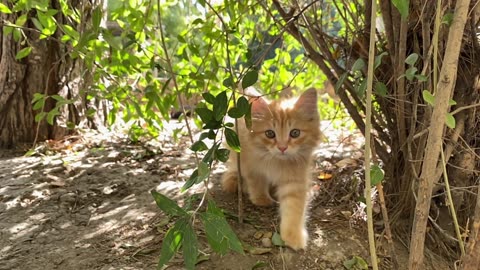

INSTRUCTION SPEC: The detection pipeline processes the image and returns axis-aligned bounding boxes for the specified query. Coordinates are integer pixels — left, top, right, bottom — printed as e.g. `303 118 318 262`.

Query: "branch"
408 0 472 268
270 0 390 162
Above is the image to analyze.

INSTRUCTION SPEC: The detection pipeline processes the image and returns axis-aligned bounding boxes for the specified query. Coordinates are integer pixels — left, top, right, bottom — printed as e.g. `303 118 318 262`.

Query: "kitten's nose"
277 146 288 153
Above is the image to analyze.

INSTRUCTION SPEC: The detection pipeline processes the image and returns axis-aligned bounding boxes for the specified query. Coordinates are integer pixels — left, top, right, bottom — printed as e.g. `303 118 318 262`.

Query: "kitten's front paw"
281 227 308 250
250 195 275 206
221 173 238 193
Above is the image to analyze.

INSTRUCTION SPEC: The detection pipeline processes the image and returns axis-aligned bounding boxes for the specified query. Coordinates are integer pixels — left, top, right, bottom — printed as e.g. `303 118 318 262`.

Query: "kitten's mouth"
275 152 292 159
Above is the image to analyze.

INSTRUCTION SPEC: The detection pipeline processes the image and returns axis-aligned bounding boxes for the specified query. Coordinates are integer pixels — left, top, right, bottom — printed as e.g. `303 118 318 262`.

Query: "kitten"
221 88 321 250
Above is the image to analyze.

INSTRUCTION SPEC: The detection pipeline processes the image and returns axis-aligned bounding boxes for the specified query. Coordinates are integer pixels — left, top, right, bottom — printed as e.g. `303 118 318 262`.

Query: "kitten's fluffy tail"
221 170 238 193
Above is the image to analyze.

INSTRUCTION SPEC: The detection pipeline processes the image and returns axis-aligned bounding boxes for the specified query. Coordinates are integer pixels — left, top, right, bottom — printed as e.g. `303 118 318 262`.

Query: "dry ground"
0 120 450 270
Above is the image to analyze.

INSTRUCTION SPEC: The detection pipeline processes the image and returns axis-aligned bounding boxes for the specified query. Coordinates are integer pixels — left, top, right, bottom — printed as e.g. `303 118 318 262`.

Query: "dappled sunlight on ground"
0 119 447 270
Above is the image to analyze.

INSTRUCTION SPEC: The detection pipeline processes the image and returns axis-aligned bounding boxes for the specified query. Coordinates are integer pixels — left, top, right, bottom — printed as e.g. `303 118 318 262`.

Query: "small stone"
261 237 272 247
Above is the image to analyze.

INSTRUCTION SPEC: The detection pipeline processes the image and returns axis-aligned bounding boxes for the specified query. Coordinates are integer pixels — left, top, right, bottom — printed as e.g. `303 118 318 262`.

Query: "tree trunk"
0 0 102 148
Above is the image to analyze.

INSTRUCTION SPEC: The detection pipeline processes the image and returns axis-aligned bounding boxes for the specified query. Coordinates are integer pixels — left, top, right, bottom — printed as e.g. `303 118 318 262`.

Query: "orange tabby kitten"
222 88 321 250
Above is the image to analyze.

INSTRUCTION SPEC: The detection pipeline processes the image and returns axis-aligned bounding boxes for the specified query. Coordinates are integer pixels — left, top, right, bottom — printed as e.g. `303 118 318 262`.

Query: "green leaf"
202 142 219 163
449 99 457 106
225 128 241 152
37 11 57 38
228 107 244 118
335 73 348 93
182 169 198 191
86 108 96 117
405 53 419 66
46 108 59 125
202 92 215 104
223 76 234 88
195 107 213 123
392 0 409 19
351 58 365 72
182 221 198 270
197 161 210 183
151 190 188 217
272 232 285 246
237 96 249 114
415 74 428 82
33 97 46 110
32 93 45 104
191 141 208 152
242 70 258 89
442 12 454 26
422 90 435 106
370 165 384 186
356 80 367 98
405 67 417 81
374 52 388 70
15 14 28 26
158 218 187 269
200 200 244 255
0 3 12 13
216 148 230 162
62 24 79 40
213 91 228 121
51 94 65 101
446 113 456 129
34 112 46 122
15 47 32 60
374 82 388 97
3 25 13 36
24 149 37 157
31 18 43 31
92 6 102 31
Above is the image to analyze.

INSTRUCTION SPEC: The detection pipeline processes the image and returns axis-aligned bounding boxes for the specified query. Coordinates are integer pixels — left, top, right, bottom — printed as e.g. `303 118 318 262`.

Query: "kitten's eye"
265 130 276 139
290 129 301 138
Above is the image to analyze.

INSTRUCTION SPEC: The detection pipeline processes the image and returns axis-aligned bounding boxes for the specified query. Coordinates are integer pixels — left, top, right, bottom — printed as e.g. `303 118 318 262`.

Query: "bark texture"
0 0 99 148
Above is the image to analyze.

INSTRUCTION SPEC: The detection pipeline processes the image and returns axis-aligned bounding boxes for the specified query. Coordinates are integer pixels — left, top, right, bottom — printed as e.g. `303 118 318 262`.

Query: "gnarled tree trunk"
0 0 105 148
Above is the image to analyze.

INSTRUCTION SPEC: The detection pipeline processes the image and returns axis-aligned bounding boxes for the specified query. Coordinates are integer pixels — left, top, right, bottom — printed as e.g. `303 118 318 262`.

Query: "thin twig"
440 145 466 256
364 0 379 269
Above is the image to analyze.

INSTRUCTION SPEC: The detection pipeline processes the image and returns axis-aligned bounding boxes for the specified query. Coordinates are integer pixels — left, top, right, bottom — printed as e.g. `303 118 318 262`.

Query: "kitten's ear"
295 88 318 117
251 96 269 117
245 87 269 117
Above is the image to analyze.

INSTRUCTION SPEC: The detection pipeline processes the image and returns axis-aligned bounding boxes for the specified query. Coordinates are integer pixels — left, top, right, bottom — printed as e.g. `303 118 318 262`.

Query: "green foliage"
200 200 244 255
10 0 347 267
272 232 285 246
343 255 369 270
152 191 243 269
392 0 409 19
422 90 457 129
370 165 384 186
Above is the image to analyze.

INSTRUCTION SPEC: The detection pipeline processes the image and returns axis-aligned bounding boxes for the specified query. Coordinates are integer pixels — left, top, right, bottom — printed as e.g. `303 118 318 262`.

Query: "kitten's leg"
277 183 309 250
221 169 238 193
246 173 274 206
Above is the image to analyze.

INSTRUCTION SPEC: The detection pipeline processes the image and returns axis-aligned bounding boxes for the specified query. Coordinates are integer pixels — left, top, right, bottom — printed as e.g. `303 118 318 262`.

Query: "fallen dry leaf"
317 171 333 181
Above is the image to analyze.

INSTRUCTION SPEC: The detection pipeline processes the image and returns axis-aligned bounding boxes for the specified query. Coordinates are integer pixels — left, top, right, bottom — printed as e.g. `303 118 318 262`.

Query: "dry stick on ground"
460 183 480 270
408 0 472 269
364 0 379 269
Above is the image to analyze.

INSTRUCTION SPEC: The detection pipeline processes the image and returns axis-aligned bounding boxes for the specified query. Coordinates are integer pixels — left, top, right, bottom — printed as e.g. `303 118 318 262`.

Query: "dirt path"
0 121 447 270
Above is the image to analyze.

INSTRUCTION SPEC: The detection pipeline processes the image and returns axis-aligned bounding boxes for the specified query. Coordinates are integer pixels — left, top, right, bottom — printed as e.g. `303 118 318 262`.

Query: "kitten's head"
247 88 321 161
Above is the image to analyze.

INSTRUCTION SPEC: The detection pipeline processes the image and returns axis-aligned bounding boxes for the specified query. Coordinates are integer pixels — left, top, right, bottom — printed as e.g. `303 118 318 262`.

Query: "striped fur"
221 88 321 250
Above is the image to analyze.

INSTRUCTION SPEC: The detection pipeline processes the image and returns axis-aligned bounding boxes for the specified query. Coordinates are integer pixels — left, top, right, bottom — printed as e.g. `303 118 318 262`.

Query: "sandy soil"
0 121 450 270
